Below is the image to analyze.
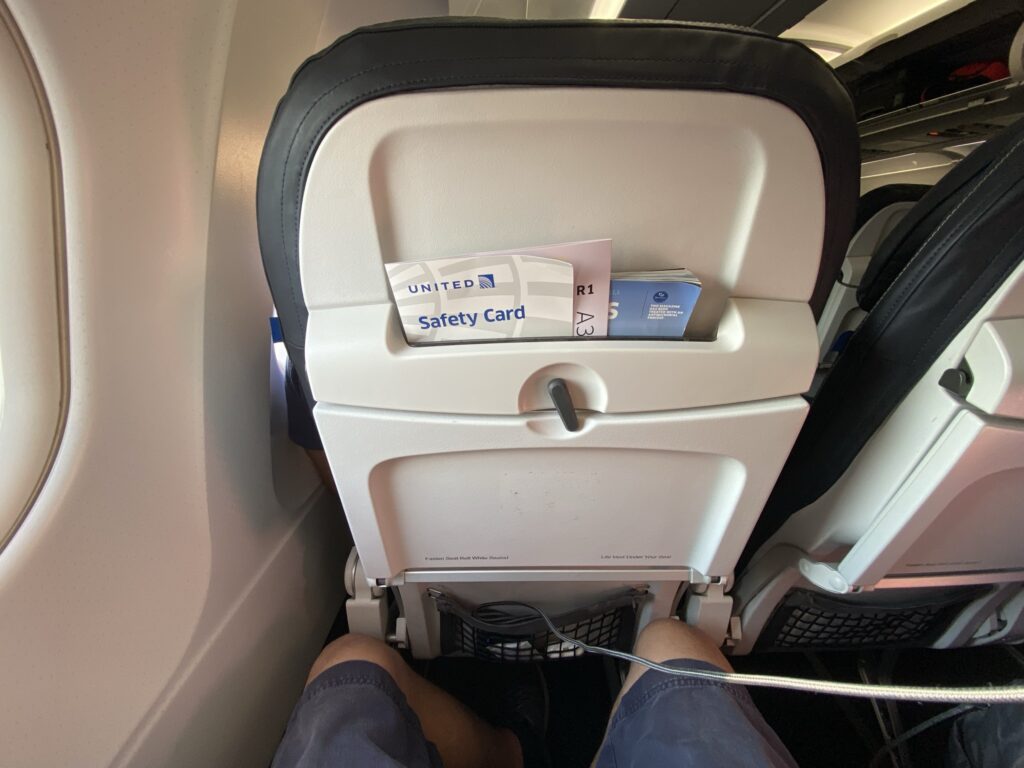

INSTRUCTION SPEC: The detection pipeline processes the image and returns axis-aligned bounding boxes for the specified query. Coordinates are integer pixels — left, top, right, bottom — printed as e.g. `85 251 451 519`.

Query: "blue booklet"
608 270 702 338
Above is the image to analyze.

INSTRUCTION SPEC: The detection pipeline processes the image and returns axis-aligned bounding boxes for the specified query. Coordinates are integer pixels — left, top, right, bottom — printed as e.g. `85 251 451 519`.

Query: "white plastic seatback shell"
750 258 1024 592
887 420 1024 577
318 397 807 581
301 87 823 414
301 87 825 324
964 318 1024 419
302 86 828 585
843 410 1024 584
307 298 816 415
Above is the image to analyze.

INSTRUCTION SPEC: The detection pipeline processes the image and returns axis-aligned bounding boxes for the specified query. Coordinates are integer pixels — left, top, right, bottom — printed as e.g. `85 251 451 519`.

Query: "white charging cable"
514 602 1024 705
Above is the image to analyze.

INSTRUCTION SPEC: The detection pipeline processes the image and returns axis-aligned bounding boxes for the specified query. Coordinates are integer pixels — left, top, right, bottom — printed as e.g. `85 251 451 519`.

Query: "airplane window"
0 12 66 552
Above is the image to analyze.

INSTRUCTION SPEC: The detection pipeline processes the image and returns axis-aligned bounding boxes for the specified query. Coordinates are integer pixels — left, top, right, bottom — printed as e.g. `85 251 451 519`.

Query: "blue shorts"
271 658 796 767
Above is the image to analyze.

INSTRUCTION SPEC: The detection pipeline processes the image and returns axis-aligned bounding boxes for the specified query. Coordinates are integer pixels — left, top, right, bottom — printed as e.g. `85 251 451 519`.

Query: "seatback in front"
746 118 1024 564
256 19 859 655
732 119 1024 653
257 18 858 448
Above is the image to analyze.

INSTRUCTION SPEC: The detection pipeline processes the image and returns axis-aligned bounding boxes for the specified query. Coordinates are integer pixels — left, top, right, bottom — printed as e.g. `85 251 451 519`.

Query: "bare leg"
615 618 732 706
307 634 522 768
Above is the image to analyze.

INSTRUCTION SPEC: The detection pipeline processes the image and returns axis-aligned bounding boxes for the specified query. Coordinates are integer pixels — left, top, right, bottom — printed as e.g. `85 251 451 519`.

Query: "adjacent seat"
817 184 931 365
257 19 858 657
734 118 1024 653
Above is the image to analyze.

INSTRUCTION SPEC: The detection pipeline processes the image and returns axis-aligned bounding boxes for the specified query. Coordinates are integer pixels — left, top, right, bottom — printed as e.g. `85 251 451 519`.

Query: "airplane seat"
256 18 858 657
732 117 1024 654
817 184 931 366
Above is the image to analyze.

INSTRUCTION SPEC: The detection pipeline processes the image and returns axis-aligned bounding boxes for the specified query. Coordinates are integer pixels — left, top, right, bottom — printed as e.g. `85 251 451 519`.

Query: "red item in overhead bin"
921 60 1011 102
949 60 1010 81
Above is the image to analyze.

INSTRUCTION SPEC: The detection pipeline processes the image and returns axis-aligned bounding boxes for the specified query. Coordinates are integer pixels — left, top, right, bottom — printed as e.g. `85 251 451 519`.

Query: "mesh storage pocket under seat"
431 588 644 662
757 587 989 651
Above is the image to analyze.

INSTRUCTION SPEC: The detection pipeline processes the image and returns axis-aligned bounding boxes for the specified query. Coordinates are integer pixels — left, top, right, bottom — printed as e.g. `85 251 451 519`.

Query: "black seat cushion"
743 118 1024 568
857 138 1024 312
256 18 859 437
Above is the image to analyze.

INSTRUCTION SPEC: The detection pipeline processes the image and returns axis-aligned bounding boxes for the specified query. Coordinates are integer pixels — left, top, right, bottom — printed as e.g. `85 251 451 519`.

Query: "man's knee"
307 633 406 685
634 619 732 671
